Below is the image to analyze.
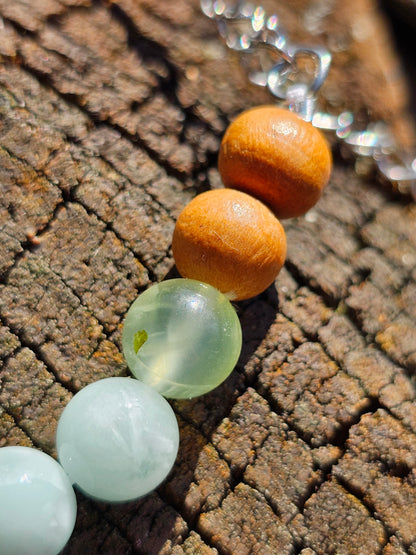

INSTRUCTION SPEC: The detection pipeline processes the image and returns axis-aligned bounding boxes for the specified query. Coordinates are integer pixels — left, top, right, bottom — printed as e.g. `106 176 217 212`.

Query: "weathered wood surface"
0 0 415 553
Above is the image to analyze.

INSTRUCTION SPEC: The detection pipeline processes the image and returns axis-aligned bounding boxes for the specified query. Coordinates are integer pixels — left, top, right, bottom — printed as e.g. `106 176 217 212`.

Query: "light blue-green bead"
56 377 179 503
122 279 242 399
0 446 76 555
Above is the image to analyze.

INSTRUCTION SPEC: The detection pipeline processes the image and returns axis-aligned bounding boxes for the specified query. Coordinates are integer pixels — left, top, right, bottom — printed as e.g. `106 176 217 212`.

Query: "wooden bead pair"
172 106 332 300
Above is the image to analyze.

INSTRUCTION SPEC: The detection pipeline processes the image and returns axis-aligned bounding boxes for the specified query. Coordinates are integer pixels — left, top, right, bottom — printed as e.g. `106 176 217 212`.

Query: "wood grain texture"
0 1 415 553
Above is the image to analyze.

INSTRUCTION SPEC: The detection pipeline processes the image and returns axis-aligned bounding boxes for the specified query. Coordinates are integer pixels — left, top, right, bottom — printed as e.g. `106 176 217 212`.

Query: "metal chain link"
201 0 416 199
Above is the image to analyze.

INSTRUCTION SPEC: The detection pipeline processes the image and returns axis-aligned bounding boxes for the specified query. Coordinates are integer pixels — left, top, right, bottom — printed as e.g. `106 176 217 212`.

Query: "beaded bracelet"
0 1 414 553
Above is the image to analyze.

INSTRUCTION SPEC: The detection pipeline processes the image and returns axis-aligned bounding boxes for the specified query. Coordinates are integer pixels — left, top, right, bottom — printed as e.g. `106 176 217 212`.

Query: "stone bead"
122 279 242 398
56 377 179 503
0 446 77 555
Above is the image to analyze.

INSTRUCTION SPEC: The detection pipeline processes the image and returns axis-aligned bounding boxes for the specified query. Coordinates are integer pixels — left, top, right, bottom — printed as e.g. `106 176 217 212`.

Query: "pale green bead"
56 377 179 503
122 279 242 399
0 446 76 555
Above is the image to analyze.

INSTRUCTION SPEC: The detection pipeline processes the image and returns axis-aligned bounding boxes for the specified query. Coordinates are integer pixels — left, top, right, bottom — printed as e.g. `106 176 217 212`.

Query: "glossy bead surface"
218 106 332 219
56 377 179 503
0 446 76 555
172 189 287 300
122 279 242 398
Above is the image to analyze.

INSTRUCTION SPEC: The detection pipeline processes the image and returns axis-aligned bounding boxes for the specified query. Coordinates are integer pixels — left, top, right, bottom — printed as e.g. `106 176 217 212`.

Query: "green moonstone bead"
122 279 242 399
56 377 179 503
0 446 77 555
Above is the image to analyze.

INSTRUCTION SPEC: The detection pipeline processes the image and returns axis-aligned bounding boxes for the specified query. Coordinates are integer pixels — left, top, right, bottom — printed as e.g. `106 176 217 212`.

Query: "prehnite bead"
0 446 77 555
56 377 179 503
122 279 242 399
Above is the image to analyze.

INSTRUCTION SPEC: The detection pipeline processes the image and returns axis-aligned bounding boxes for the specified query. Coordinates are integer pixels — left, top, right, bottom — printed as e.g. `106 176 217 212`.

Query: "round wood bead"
172 188 287 301
218 106 332 219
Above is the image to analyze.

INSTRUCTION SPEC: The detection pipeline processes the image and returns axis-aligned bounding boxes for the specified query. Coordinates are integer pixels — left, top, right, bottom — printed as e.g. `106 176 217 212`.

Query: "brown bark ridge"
0 0 415 553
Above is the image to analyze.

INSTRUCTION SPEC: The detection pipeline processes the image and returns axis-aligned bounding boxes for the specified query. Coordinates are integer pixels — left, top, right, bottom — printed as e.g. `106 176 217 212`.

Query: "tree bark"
0 0 415 553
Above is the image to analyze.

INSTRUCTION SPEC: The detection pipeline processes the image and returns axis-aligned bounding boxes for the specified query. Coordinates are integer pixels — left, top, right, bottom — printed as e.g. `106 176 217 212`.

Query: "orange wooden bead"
172 189 287 301
218 106 332 219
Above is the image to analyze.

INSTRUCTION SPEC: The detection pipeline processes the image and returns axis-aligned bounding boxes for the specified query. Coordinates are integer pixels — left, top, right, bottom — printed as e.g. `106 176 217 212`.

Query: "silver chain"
201 0 416 200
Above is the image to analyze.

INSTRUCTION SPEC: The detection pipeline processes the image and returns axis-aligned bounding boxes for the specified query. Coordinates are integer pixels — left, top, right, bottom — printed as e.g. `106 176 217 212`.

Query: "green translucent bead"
122 279 242 399
56 377 179 503
0 446 77 555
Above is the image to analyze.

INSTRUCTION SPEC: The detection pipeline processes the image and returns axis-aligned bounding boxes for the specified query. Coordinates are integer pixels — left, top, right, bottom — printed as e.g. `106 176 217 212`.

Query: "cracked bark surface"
0 0 415 553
